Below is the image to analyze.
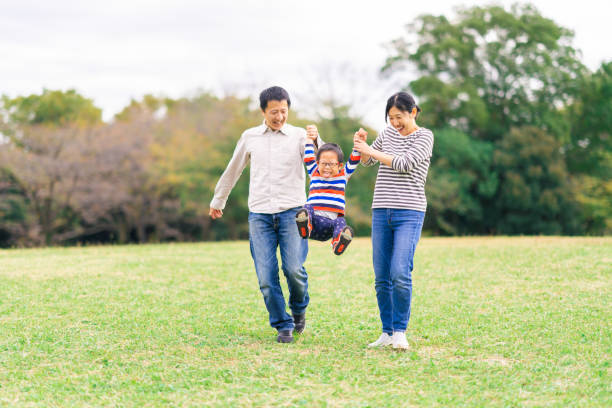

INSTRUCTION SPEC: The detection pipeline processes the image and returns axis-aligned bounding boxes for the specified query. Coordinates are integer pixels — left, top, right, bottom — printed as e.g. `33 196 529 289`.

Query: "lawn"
0 237 610 407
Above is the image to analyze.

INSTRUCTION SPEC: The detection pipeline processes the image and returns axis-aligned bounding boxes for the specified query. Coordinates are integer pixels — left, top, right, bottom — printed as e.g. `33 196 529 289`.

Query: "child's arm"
306 125 322 148
304 140 318 177
344 148 361 180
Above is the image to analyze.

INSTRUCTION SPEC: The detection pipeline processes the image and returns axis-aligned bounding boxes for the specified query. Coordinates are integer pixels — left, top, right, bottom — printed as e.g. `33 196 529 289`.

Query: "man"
209 86 322 343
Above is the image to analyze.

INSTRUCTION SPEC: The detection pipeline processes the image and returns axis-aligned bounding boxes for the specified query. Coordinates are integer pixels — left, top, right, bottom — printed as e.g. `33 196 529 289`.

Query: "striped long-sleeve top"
304 142 361 217
362 126 434 212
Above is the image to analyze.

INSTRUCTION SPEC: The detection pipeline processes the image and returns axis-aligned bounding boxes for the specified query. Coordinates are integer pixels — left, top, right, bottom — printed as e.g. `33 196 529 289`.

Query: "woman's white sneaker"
368 333 393 348
392 331 410 350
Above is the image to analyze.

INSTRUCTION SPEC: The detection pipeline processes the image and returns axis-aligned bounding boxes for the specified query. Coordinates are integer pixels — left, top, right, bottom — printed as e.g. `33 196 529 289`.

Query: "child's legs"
332 216 348 239
309 213 335 241
303 204 316 220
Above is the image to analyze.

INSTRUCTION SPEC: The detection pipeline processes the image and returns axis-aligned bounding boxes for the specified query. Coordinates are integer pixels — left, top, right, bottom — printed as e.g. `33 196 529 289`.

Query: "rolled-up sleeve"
390 131 433 173
210 133 249 210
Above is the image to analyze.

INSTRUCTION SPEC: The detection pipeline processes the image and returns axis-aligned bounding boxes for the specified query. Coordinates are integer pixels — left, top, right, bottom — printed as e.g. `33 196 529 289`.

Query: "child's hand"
353 128 368 147
306 125 319 142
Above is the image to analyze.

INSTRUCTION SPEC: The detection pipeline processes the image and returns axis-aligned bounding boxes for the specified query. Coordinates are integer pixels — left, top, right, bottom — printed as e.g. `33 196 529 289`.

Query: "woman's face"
388 106 417 135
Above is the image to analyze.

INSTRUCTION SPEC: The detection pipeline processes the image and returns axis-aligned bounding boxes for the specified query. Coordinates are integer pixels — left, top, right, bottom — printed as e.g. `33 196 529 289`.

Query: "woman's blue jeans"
372 208 425 334
248 208 309 331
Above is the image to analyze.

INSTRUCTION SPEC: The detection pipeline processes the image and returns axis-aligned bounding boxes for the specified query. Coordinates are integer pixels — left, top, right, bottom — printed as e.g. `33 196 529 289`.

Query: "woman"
353 92 434 350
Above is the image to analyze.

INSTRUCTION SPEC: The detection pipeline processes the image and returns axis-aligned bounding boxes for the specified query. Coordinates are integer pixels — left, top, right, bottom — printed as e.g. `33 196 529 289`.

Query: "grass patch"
1 237 610 406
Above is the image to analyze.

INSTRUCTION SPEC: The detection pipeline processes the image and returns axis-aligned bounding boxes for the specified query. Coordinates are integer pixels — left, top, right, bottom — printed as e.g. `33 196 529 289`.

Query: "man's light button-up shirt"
210 121 322 214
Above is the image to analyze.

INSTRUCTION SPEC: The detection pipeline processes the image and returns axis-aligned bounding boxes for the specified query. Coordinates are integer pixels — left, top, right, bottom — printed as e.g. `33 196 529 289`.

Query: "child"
296 135 363 255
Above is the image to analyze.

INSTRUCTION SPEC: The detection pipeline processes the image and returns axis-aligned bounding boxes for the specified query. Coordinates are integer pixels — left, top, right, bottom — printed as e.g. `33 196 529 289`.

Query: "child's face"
318 151 342 178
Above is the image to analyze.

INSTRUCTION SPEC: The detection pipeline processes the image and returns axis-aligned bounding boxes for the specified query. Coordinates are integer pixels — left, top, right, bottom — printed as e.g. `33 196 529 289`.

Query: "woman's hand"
353 128 367 143
353 138 372 155
354 137 394 167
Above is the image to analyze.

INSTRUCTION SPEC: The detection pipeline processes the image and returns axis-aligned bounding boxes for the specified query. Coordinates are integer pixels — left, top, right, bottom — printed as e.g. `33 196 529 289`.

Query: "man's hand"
209 208 223 219
306 125 319 142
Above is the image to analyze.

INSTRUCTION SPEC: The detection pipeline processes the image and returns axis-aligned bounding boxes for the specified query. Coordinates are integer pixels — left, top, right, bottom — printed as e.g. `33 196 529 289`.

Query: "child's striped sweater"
303 142 361 216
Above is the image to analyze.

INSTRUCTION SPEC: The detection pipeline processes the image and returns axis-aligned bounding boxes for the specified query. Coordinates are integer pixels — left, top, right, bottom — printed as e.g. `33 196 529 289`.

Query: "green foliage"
574 175 612 235
567 61 612 177
1 89 102 128
384 4 585 142
493 126 582 234
0 171 29 247
383 3 609 235
425 128 496 235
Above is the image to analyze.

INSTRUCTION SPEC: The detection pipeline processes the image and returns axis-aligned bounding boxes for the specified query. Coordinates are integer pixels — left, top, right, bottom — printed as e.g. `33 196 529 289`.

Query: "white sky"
1 0 610 129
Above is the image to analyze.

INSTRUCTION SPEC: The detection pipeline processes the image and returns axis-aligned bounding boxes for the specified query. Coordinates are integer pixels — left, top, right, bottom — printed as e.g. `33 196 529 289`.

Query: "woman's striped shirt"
363 126 434 212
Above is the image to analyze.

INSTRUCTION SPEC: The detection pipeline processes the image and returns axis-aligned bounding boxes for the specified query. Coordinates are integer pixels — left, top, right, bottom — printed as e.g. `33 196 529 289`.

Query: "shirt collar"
262 119 289 135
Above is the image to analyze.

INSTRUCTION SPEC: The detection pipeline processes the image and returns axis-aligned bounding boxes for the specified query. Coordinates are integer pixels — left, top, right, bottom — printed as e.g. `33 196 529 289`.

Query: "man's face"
262 100 289 131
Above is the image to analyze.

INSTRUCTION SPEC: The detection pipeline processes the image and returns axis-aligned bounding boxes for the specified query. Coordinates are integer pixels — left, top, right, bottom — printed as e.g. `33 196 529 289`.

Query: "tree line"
0 4 610 247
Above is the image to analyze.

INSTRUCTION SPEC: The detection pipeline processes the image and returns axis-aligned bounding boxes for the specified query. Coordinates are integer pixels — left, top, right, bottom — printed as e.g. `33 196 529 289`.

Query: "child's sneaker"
295 209 311 238
332 226 353 255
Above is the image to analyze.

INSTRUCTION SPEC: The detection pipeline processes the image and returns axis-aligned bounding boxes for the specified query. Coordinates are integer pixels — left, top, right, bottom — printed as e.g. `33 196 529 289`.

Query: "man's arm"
209 133 250 218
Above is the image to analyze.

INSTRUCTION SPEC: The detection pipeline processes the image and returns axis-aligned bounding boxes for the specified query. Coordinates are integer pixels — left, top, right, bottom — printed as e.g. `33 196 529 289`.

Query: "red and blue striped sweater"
303 142 361 216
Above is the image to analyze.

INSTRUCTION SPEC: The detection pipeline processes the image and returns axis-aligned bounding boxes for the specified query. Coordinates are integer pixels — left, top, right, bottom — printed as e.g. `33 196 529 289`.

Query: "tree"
425 128 496 235
383 3 585 142
141 93 263 241
0 172 30 247
1 89 102 129
567 61 612 177
493 126 581 234
0 125 90 245
0 89 104 245
565 61 612 234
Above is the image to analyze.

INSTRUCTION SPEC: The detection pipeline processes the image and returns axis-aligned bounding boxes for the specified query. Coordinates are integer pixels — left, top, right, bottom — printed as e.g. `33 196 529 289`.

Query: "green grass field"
0 237 610 407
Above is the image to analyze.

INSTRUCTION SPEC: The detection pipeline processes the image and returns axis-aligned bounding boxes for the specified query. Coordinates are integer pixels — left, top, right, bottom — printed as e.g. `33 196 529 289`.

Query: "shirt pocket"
275 136 301 168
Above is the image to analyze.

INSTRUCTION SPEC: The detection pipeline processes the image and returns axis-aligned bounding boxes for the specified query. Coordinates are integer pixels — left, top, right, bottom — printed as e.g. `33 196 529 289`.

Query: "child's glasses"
319 162 339 168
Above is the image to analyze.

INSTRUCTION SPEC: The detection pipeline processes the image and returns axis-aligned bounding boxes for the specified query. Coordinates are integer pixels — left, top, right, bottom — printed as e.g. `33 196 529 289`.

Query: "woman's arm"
390 131 434 173
353 139 394 167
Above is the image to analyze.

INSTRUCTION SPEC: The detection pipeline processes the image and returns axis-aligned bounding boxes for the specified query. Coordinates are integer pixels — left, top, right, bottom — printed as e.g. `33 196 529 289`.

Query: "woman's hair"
385 92 421 122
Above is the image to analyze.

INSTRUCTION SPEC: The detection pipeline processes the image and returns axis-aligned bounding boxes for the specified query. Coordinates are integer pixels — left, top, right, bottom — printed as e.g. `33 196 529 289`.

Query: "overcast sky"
1 0 610 128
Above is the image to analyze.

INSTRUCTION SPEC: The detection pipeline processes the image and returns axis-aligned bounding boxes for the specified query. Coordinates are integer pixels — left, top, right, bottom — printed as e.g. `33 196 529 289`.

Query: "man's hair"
316 143 344 163
259 86 291 111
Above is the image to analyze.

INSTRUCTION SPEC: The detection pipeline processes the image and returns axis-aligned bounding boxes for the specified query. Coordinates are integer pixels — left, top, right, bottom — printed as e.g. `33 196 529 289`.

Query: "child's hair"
316 143 344 163
259 86 291 111
385 92 421 122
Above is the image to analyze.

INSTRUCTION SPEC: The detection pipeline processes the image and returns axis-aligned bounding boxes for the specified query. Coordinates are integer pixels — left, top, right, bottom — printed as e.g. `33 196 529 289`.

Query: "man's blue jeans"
248 208 309 331
372 208 425 334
